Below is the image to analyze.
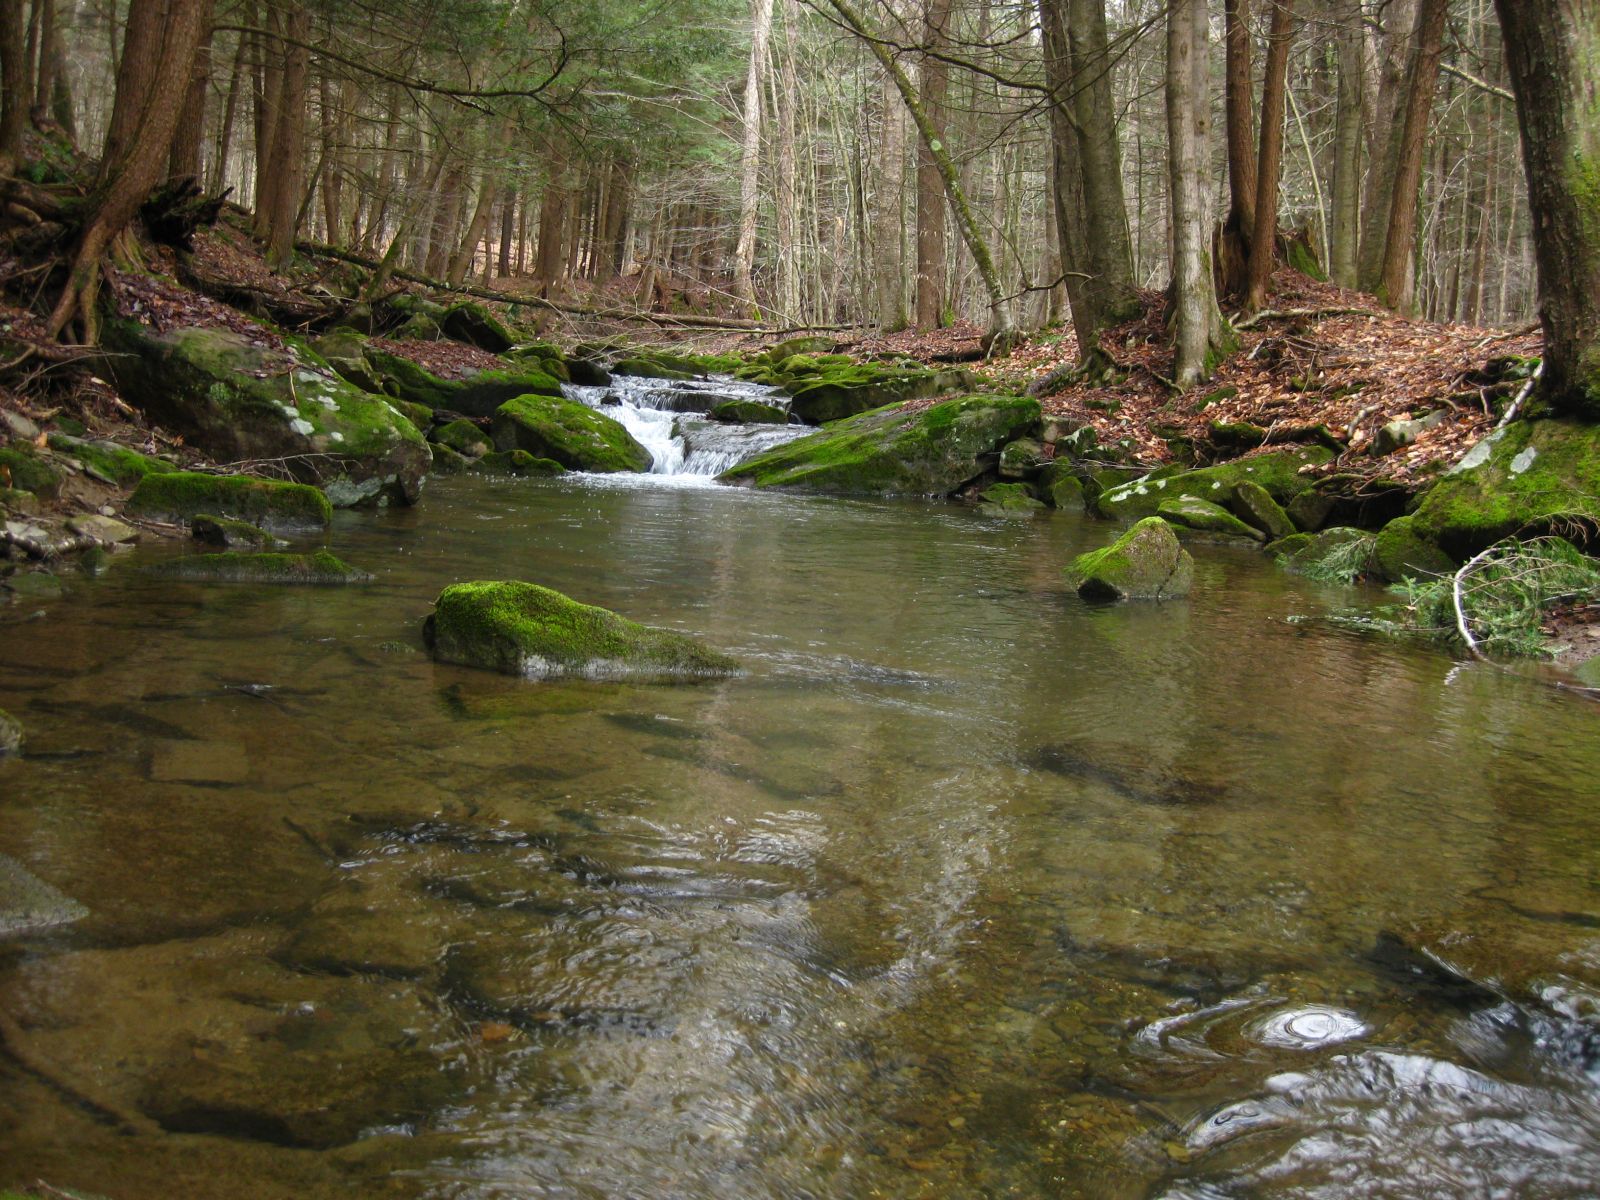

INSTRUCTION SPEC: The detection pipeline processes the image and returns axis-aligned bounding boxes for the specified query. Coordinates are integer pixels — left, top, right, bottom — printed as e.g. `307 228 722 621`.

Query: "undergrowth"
1297 535 1376 585
1303 536 1600 658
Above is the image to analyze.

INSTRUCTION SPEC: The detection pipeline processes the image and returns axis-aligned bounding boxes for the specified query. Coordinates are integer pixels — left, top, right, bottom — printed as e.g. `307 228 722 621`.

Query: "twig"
1452 545 1499 661
1495 360 1542 429
1234 306 1381 331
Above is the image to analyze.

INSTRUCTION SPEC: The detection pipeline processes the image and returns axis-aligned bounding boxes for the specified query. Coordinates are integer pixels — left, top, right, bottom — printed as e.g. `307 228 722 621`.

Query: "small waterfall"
561 375 809 480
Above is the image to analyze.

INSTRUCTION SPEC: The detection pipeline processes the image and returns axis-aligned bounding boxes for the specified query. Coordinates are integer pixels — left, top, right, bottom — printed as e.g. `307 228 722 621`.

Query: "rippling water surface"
2 473 1598 1199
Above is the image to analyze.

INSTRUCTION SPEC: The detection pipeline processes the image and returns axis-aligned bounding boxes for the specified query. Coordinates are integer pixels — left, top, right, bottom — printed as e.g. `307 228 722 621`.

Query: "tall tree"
914 0 951 330
1219 0 1256 295
733 0 775 309
48 0 209 338
1494 0 1600 419
1328 0 1364 287
1245 0 1296 310
1167 0 1230 385
1376 0 1447 313
0 0 27 168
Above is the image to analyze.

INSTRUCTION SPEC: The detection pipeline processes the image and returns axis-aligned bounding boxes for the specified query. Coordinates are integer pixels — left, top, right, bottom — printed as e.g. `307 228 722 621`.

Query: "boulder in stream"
0 707 22 756
102 322 431 506
1156 494 1265 542
127 471 332 532
1068 517 1194 601
148 550 373 584
190 514 288 550
709 399 789 424
0 851 88 936
424 580 740 681
718 393 1040 496
491 395 652 473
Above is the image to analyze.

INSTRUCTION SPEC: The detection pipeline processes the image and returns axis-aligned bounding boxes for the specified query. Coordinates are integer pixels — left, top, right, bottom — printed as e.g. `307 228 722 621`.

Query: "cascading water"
562 374 809 480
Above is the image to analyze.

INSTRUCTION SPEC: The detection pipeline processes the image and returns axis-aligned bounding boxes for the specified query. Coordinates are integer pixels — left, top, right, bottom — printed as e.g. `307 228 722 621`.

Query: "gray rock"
1068 517 1195 601
1156 494 1265 541
1372 409 1449 456
0 852 89 938
0 707 21 756
67 513 140 545
2 410 40 440
1230 480 1297 541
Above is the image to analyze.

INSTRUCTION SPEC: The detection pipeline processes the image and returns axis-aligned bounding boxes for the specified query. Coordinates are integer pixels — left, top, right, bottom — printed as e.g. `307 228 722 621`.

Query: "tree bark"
1377 0 1447 313
1329 0 1363 287
0 0 27 167
166 0 213 180
1494 0 1600 419
259 3 309 268
48 0 208 338
914 0 951 330
1220 0 1257 294
1358 0 1419 290
734 0 775 309
1167 0 1231 386
1245 0 1296 310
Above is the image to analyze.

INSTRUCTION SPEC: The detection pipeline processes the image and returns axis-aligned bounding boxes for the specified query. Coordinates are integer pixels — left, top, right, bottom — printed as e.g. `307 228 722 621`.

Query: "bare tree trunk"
1220 0 1256 294
30 0 54 117
1377 0 1448 312
499 193 516 277
1358 0 1419 290
48 0 207 339
914 0 951 330
0 0 28 167
166 0 212 180
260 3 309 268
733 0 775 308
1329 0 1363 287
1245 0 1296 311
1495 0 1600 418
1167 0 1231 385
774 0 800 320
251 3 282 225
209 27 248 193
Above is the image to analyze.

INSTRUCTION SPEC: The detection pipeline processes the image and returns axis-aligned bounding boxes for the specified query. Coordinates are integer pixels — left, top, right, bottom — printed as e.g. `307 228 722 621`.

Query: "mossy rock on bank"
1095 447 1333 521
491 396 651 473
1156 494 1265 542
1068 517 1194 601
433 418 491 458
149 550 372 584
191 514 287 550
440 301 516 352
709 399 789 424
759 335 836 362
425 581 740 681
429 443 472 473
719 394 1040 496
999 437 1049 478
1268 527 1374 580
45 434 179 485
0 447 62 497
102 322 430 506
127 472 332 532
1373 513 1458 582
1038 461 1087 510
1230 480 1296 540
787 366 973 424
978 482 1046 517
472 449 567 476
1409 418 1600 558
611 350 740 380
363 347 564 418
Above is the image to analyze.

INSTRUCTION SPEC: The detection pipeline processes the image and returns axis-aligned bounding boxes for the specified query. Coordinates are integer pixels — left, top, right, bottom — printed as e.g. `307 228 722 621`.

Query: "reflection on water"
1 474 1597 1199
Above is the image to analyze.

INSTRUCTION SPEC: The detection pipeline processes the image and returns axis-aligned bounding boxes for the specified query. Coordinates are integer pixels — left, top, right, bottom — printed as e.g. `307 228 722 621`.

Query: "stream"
1 413 1598 1198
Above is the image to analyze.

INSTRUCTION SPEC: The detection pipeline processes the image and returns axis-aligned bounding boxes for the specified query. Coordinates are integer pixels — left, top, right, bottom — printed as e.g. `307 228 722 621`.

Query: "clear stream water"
2 456 1598 1198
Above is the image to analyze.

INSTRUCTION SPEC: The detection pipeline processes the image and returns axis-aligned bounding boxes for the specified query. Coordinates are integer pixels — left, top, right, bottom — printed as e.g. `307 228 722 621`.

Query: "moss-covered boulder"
429 443 472 473
190 514 287 550
1157 494 1265 541
127 472 332 532
424 581 740 681
440 301 516 352
149 550 372 584
0 707 21 756
999 438 1049 479
1228 480 1296 540
719 394 1040 496
1095 448 1333 521
363 347 564 418
1373 513 1458 582
1068 517 1194 601
433 418 491 458
491 396 651 473
0 446 62 498
1409 419 1600 558
978 482 1046 516
787 365 974 424
760 335 835 362
102 323 430 506
45 434 179 485
1038 461 1087 510
1268 527 1374 580
709 399 789 424
472 449 567 476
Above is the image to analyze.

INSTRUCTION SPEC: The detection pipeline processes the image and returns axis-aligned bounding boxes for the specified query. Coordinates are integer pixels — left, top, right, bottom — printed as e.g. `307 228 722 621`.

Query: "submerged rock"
1068 517 1194 601
127 471 332 532
190 514 288 550
491 395 652 473
0 851 88 937
424 580 740 681
102 322 431 505
978 482 1046 516
719 393 1040 496
0 707 21 756
472 449 567 476
149 550 372 584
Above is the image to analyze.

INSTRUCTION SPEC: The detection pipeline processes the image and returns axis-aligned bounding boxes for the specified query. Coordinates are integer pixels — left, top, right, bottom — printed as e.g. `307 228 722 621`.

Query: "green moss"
1272 527 1375 582
434 419 491 456
424 580 740 681
1286 237 1328 281
612 355 696 381
190 514 288 550
977 482 1045 516
491 395 650 473
1230 479 1296 540
787 365 973 423
1037 461 1087 510
396 400 434 432
1372 514 1458 582
362 348 562 418
1096 448 1333 521
1410 419 1600 557
440 301 516 352
149 550 372 584
719 394 1040 496
1209 420 1268 448
1157 494 1264 541
708 399 789 424
998 438 1048 477
127 471 332 532
0 487 40 515
1067 516 1194 601
429 443 473 473
0 447 62 497
45 434 178 485
472 449 566 476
